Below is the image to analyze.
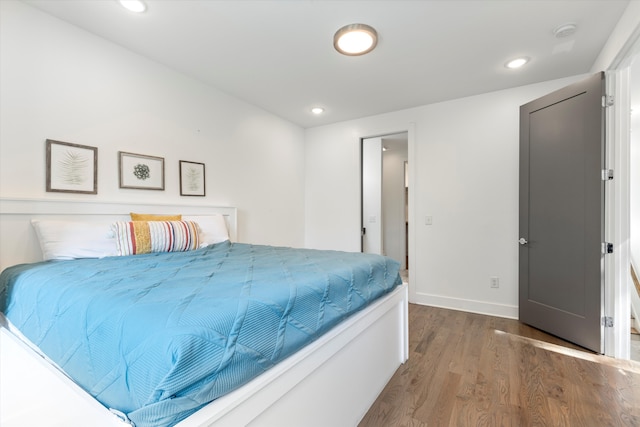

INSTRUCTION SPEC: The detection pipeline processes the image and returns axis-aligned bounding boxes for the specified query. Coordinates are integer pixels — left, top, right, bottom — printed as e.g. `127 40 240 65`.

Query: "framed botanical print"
179 160 205 196
119 151 165 190
46 139 98 194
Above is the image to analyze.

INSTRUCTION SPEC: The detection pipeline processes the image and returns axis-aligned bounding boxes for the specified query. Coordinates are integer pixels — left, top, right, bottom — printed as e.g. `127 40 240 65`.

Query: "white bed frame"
0 197 409 427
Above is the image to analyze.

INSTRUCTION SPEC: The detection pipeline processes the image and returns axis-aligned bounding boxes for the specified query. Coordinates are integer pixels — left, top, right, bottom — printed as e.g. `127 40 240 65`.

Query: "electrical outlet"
490 276 499 288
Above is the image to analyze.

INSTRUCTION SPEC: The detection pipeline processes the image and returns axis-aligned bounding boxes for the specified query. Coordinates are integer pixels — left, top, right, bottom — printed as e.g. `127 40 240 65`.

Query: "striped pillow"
112 221 200 256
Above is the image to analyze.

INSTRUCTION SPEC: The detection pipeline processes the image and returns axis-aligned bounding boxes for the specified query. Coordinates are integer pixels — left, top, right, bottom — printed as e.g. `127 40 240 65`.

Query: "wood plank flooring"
359 304 640 427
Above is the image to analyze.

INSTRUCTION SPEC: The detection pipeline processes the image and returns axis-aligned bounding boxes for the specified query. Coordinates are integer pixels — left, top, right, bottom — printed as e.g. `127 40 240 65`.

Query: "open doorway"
361 132 409 280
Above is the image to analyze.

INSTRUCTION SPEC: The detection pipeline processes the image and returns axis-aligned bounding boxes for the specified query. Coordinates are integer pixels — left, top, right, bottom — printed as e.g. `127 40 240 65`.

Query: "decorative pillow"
31 220 118 260
112 221 200 256
130 212 182 221
182 214 230 247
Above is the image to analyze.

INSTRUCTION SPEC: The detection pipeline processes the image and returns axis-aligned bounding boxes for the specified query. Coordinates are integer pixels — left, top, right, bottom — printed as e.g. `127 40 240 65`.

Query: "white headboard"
0 198 237 272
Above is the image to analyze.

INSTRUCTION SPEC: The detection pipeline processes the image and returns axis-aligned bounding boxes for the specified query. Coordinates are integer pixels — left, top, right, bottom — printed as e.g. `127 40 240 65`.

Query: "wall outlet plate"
490 276 499 288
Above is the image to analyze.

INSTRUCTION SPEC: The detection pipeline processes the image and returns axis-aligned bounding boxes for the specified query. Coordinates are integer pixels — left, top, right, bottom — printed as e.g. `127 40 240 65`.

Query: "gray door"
519 72 605 353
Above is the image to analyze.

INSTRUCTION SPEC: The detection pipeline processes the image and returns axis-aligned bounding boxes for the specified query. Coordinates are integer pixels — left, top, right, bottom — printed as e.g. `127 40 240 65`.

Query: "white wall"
304 75 586 318
0 1 305 247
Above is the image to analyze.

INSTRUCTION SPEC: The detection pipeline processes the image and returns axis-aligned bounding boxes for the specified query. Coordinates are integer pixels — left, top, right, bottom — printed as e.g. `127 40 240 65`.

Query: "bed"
0 198 409 427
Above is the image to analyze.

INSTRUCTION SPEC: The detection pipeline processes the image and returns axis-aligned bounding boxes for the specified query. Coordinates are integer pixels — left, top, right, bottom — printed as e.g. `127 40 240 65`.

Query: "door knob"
518 238 528 245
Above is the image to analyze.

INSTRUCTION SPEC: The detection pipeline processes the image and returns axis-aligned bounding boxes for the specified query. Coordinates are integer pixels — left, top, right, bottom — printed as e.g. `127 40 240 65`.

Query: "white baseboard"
412 292 518 319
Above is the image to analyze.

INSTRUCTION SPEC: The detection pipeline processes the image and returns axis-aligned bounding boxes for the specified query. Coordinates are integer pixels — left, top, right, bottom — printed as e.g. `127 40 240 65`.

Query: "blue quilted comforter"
0 242 401 427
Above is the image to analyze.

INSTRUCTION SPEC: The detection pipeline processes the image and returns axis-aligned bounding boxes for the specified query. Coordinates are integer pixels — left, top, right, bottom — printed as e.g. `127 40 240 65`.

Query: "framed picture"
179 160 206 196
119 151 165 190
46 139 97 194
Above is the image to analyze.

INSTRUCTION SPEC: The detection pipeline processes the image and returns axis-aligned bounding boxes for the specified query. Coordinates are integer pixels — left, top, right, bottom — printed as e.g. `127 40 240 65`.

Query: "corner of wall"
591 0 640 71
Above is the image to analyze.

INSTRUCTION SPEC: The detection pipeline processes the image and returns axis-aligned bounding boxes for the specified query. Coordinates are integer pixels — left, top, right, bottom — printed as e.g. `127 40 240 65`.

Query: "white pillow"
31 220 118 260
182 214 230 247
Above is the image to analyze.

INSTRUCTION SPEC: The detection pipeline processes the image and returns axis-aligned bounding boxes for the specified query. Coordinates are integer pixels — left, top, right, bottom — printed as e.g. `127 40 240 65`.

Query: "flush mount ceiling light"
334 23 378 56
505 57 529 69
311 107 325 115
119 0 147 13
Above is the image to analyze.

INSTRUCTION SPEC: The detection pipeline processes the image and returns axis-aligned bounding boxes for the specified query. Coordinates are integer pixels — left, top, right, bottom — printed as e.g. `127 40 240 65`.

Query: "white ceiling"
24 0 630 128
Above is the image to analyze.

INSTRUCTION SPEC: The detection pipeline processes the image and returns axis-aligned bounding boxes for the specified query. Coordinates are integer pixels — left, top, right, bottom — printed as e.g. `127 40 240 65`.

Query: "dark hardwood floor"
359 304 640 427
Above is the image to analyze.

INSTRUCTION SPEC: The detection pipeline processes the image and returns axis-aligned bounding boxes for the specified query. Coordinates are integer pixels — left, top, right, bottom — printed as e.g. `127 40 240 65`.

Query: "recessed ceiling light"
505 57 529 69
119 0 147 13
311 107 325 115
334 24 378 56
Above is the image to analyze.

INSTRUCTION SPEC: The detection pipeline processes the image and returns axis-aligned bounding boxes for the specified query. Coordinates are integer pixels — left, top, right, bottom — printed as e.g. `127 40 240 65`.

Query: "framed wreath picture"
179 160 205 196
46 139 98 194
119 151 165 190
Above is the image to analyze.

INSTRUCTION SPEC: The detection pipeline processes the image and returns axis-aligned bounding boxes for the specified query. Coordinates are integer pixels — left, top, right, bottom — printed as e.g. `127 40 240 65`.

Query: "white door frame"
604 28 640 359
604 68 631 359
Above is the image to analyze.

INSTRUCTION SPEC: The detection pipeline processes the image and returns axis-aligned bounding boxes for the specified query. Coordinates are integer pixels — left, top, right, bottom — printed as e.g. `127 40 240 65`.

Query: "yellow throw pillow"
130 212 182 221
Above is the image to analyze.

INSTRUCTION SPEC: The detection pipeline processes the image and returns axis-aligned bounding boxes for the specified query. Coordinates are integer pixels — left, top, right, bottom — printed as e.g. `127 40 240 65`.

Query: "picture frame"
119 151 165 190
46 139 98 194
179 160 206 196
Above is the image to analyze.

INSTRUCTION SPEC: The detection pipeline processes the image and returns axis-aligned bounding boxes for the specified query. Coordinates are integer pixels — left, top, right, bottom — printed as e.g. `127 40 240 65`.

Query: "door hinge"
602 242 614 254
601 169 613 181
602 95 614 108
602 316 614 328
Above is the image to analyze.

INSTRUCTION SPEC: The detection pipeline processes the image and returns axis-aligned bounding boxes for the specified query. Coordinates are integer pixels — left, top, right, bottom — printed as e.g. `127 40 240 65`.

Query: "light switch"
425 216 433 225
